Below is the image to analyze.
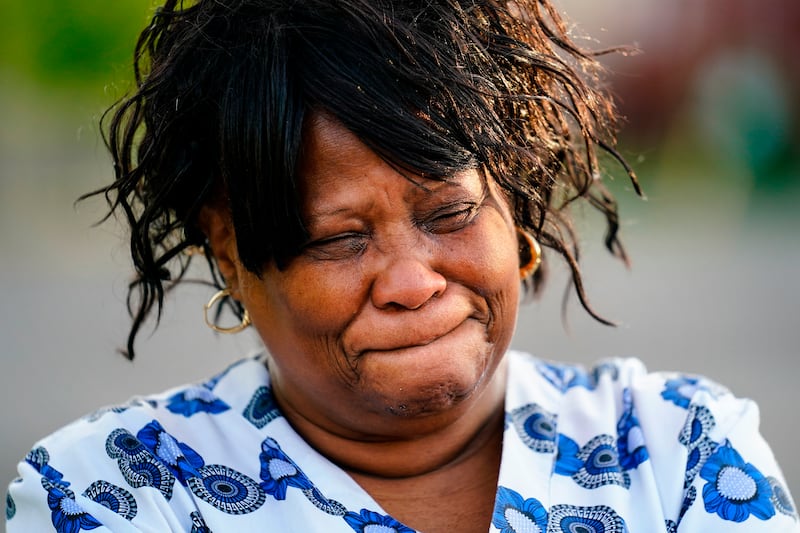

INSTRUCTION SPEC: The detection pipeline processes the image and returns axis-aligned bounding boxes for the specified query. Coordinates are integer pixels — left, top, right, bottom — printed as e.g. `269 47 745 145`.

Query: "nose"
370 256 447 310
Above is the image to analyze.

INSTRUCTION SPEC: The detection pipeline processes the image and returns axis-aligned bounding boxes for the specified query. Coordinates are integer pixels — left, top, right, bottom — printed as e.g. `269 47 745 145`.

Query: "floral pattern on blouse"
5 351 798 532
700 440 775 522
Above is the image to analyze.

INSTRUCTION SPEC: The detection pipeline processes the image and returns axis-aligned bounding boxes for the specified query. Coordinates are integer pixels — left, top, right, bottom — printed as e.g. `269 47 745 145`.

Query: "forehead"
299 113 378 182
298 113 484 204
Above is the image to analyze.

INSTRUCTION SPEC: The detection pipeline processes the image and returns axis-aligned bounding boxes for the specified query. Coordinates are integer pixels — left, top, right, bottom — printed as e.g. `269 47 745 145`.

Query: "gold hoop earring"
203 289 251 334
517 228 542 280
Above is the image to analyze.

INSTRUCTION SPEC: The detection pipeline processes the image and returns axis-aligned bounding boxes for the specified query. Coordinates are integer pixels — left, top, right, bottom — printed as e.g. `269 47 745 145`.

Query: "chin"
356 356 498 421
379 379 476 418
347 322 506 421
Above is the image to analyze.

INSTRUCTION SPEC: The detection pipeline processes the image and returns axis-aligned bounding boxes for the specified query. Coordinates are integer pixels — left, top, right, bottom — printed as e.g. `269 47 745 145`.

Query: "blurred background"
2 0 798 513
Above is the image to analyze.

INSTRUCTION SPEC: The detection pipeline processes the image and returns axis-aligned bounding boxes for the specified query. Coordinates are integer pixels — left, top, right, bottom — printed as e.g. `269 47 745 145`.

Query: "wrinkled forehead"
297 112 488 211
298 113 370 179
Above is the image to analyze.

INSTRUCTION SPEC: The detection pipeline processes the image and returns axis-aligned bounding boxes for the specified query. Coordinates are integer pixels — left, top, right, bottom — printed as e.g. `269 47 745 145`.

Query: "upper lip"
358 322 461 353
347 309 483 357
345 292 488 357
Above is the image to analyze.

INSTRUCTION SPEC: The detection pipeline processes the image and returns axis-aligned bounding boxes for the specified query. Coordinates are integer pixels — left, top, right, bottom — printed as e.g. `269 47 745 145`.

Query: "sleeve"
648 375 800 532
6 459 130 533
4 414 191 533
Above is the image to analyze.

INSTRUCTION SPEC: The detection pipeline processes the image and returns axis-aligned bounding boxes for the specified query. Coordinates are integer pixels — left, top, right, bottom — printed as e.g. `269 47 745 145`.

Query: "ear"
197 205 242 297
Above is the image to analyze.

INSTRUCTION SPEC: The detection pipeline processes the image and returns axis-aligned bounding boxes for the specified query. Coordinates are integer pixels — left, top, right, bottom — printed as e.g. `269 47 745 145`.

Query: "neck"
273 358 508 479
346 407 504 532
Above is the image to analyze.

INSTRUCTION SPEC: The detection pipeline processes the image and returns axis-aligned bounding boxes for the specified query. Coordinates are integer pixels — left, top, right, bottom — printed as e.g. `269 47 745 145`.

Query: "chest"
353 469 500 533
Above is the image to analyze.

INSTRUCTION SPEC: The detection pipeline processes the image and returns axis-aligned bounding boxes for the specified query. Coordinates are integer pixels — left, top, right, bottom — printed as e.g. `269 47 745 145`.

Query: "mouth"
349 318 494 378
353 319 467 357
344 294 492 365
342 316 497 419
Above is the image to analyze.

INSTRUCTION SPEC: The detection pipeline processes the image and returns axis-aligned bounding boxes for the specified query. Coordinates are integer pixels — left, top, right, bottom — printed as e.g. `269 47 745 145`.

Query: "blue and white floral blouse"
5 351 798 532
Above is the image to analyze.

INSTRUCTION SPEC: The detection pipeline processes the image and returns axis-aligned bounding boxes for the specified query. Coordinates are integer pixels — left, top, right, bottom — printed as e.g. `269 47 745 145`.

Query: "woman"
6 0 797 531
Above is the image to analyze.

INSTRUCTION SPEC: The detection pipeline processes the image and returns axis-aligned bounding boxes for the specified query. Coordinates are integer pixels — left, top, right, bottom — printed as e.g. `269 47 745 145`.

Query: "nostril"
371 259 446 310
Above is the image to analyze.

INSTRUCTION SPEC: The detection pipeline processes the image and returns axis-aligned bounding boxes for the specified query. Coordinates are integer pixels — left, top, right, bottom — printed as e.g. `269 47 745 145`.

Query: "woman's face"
225 115 521 438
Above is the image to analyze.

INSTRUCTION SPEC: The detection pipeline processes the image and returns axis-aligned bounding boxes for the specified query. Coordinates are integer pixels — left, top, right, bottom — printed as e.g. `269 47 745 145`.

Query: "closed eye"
420 204 479 234
304 232 368 260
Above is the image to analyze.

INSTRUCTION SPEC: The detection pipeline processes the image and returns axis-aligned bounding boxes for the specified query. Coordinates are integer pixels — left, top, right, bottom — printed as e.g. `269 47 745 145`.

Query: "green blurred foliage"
0 1 155 89
1 0 795 209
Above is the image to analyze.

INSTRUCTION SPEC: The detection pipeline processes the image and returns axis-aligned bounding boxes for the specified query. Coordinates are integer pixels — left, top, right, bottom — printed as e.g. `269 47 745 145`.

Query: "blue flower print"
679 405 718 488
343 508 415 533
536 361 619 393
547 504 627 533
591 362 620 385
492 486 548 533
574 435 630 490
554 434 583 477
576 440 629 490
685 440 717 490
661 377 700 409
82 480 137 521
42 478 102 533
23 447 107 530
303 487 348 516
661 376 728 409
616 389 649 470
167 385 230 417
190 510 212 532
509 403 558 453
556 434 629 489
259 437 313 500
680 485 697 522
6 491 16 520
187 464 266 515
679 404 715 450
137 420 205 484
25 446 50 468
700 440 775 522
243 386 281 428
106 428 176 500
21 445 111 530
25 446 64 485
767 476 797 519
536 361 591 392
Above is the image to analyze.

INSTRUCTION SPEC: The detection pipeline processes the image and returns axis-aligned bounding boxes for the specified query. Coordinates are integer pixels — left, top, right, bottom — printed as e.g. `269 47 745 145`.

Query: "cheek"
440 210 520 336
244 268 367 391
452 210 519 295
481 245 521 341
261 264 367 347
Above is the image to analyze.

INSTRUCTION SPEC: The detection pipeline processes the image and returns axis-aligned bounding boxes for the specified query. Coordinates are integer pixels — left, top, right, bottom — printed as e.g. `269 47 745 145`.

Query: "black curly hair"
89 0 641 359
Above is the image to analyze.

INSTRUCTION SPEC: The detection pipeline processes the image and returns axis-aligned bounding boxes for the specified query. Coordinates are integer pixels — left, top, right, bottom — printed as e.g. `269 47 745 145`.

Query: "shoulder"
505 350 772 471
25 353 264 457
504 351 799 530
506 349 742 423
5 355 268 532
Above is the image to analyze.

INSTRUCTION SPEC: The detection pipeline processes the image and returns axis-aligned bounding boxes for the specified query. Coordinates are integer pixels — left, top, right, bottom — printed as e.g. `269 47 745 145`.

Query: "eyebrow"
303 172 480 228
305 206 359 227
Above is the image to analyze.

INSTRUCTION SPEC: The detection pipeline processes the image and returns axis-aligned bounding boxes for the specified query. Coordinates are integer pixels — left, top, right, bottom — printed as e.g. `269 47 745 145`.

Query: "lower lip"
359 319 483 360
